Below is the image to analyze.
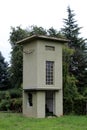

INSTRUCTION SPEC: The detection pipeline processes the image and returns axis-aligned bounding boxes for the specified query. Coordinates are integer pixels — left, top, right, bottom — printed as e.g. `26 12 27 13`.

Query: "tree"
0 52 9 90
63 45 80 114
61 6 87 94
9 26 29 88
27 25 47 36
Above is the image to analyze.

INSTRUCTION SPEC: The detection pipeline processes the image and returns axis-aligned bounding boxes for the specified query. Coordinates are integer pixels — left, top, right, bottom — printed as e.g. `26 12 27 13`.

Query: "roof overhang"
17 35 69 45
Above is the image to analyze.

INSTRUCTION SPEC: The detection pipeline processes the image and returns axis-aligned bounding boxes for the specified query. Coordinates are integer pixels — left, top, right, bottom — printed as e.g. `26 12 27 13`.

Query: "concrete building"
17 35 68 118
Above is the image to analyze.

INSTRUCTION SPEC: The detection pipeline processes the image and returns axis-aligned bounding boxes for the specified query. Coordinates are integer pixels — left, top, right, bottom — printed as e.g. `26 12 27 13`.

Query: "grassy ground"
0 112 87 130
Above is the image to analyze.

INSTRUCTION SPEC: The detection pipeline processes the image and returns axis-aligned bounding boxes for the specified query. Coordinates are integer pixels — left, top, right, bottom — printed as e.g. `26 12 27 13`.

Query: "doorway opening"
45 91 55 116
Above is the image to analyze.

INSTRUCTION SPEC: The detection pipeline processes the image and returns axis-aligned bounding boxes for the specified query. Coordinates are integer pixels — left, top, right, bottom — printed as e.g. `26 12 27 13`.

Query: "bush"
9 88 22 98
0 91 11 111
0 91 6 101
63 98 73 114
10 98 22 112
64 97 87 115
74 98 87 115
0 99 11 111
0 89 22 112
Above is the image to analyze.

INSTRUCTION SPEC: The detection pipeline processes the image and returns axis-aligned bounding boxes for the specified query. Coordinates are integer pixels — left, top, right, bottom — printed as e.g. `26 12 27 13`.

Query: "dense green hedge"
64 98 87 115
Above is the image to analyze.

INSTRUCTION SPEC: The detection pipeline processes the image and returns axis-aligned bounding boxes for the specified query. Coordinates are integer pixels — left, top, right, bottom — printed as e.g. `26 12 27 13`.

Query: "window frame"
46 61 54 85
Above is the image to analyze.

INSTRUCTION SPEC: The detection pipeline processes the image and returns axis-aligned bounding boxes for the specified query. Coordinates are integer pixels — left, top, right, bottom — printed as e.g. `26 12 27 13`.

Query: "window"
28 93 33 106
46 61 54 85
45 46 55 51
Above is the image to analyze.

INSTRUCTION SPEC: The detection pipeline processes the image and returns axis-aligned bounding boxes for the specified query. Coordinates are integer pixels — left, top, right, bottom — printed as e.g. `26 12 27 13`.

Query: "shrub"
64 97 87 115
9 88 22 98
0 91 11 111
10 98 22 112
0 89 22 112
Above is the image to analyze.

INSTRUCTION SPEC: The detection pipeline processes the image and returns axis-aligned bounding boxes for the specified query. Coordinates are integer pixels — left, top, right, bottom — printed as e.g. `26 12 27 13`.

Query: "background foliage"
0 6 87 114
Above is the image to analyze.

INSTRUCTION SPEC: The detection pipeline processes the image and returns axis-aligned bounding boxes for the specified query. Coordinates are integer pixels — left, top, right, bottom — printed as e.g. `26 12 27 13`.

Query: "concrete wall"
37 40 62 90
36 91 45 118
23 91 45 118
23 91 37 117
23 38 63 117
23 39 63 90
54 90 63 116
23 41 38 89
23 90 63 117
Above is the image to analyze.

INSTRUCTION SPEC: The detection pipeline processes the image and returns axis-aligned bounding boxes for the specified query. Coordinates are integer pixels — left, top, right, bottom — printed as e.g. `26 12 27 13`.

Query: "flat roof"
17 35 69 44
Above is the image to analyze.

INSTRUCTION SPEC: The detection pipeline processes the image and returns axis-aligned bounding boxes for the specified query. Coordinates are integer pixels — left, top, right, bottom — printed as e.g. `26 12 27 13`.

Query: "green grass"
0 112 87 130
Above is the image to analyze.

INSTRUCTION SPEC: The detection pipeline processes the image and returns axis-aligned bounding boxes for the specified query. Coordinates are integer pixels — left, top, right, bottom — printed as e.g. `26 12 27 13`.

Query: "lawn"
0 112 87 130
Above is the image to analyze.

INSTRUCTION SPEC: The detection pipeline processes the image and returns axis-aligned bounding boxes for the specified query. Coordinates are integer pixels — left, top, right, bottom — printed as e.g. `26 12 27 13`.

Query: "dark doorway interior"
45 91 55 116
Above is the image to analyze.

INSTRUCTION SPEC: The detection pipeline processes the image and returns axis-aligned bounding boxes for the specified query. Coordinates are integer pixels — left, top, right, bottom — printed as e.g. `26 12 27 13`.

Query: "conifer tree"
0 52 9 89
62 6 87 94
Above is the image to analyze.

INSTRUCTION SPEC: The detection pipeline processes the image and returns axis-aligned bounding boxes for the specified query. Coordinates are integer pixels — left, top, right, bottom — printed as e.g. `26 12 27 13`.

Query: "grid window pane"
46 61 54 85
